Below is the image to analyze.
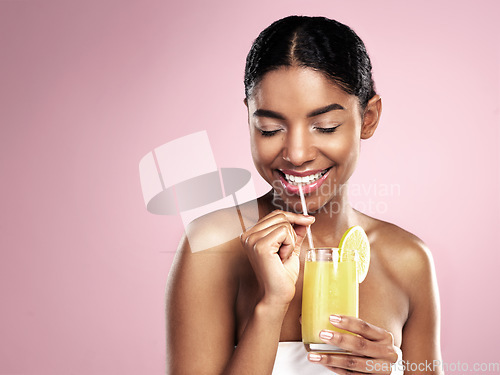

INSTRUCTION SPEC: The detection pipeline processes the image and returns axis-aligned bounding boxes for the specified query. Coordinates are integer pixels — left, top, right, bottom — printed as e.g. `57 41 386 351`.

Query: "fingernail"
305 215 315 221
319 330 334 340
330 315 342 324
308 353 322 362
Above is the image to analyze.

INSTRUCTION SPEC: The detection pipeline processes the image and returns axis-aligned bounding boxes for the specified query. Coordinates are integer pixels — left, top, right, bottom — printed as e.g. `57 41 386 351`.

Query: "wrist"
257 284 296 310
255 298 290 320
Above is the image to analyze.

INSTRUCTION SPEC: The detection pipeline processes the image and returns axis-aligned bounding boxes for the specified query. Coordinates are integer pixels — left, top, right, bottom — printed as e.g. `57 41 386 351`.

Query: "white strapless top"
272 342 403 375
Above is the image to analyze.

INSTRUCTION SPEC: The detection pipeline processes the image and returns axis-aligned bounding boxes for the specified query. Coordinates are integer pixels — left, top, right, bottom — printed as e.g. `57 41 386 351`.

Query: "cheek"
251 136 282 165
321 133 359 163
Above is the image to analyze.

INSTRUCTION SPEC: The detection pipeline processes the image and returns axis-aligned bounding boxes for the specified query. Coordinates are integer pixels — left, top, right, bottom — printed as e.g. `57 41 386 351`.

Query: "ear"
244 98 251 124
361 95 382 139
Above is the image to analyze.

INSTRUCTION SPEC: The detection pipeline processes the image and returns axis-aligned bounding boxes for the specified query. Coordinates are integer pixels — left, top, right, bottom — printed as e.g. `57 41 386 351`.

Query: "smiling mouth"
277 168 330 186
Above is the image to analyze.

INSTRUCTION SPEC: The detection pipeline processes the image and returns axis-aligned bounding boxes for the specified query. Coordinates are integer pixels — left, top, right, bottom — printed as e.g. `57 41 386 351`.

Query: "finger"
293 224 308 254
249 223 296 257
318 330 397 362
241 211 288 241
241 210 313 246
262 209 316 226
329 315 391 343
241 221 297 252
256 211 314 237
275 225 296 261
308 353 394 374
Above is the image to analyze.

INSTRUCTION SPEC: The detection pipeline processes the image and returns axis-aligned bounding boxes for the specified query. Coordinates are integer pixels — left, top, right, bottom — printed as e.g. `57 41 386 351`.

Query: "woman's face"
246 66 375 213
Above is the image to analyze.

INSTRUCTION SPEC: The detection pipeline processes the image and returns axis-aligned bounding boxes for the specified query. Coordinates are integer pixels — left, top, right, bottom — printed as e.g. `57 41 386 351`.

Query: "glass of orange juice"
302 247 358 353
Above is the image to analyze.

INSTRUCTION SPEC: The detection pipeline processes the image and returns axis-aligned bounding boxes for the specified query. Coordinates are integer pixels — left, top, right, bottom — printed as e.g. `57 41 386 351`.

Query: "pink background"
1 1 499 374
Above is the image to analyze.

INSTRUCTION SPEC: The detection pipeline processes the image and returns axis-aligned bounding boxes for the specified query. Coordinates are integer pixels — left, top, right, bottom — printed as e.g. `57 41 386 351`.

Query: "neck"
307 193 357 247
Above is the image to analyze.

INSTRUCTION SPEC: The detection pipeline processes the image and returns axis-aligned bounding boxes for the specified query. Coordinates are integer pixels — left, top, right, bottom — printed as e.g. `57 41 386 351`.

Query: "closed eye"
315 125 340 134
260 129 281 137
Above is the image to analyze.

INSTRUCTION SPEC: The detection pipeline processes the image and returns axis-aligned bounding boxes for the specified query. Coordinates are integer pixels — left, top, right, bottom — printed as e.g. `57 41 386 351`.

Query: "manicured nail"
330 315 342 324
308 353 322 362
319 330 334 340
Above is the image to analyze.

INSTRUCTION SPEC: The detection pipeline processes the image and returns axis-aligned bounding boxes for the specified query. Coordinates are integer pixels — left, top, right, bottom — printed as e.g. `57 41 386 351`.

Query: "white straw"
298 184 315 249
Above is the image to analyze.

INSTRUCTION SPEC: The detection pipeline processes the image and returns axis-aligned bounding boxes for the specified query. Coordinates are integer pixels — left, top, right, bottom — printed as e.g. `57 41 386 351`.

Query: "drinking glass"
302 247 358 353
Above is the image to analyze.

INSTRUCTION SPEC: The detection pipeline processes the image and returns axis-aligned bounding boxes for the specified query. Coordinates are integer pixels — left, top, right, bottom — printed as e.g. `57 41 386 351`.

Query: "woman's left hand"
307 315 399 374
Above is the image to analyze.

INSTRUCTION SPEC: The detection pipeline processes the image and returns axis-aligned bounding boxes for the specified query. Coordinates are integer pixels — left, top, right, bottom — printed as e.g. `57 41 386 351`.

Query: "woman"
166 16 442 374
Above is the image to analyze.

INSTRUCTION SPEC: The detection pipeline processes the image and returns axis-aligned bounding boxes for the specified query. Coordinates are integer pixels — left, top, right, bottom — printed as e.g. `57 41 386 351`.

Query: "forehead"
248 66 359 116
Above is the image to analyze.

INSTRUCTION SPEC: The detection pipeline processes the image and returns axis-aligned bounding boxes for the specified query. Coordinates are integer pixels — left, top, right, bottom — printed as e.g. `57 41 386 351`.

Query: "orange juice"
302 248 358 353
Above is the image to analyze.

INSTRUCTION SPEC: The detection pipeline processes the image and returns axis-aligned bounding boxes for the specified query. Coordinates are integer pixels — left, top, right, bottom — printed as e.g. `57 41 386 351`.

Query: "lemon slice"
338 225 370 283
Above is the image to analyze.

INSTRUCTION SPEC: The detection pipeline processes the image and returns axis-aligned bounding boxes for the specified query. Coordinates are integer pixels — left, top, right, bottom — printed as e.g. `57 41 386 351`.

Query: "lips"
276 167 332 195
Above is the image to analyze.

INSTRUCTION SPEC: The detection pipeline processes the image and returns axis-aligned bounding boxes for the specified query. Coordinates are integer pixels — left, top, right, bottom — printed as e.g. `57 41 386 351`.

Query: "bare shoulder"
361 214 436 291
181 198 260 254
167 199 259 297
168 197 262 288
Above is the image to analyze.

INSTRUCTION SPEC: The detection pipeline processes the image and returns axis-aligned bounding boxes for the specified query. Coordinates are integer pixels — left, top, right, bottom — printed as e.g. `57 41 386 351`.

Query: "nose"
282 127 317 166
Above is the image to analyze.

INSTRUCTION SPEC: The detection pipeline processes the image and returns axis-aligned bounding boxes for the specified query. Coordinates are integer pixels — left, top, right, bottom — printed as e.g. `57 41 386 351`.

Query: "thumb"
294 220 314 253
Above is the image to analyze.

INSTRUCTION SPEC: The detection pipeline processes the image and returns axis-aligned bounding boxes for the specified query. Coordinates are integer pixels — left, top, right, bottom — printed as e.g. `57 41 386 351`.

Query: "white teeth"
282 170 327 186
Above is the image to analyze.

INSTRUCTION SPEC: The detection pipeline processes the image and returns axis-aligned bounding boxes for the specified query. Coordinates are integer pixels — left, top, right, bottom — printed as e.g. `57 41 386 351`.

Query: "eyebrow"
307 103 345 117
252 109 286 120
253 103 345 120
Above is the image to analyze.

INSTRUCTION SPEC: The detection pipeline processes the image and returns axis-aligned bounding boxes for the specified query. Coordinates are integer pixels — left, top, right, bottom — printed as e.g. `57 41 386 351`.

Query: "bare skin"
166 67 442 374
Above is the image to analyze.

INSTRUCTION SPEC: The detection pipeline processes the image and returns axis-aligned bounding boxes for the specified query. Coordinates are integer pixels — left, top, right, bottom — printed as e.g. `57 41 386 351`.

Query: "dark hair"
244 16 376 109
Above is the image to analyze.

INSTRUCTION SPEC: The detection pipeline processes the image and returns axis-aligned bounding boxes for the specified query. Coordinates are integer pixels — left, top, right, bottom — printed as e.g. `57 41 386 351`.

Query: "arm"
166 211 314 375
166 233 239 374
400 244 443 374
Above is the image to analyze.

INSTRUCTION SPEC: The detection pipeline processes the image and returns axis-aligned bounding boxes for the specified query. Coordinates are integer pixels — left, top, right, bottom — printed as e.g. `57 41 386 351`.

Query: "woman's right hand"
240 210 315 307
